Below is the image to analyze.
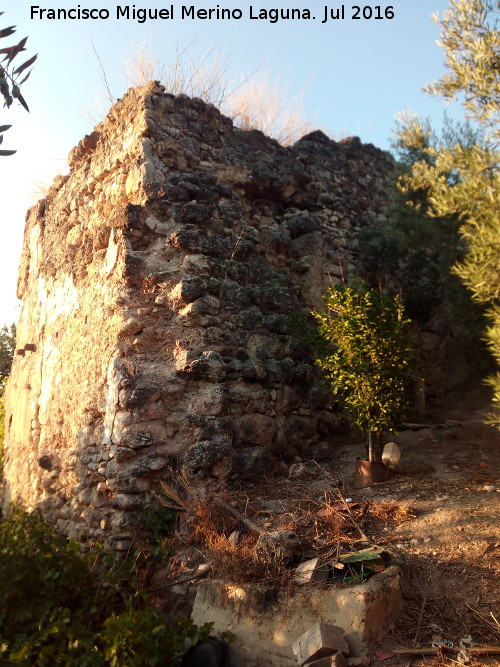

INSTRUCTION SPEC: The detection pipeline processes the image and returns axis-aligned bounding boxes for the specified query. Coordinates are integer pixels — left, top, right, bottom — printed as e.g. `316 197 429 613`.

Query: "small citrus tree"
313 285 413 462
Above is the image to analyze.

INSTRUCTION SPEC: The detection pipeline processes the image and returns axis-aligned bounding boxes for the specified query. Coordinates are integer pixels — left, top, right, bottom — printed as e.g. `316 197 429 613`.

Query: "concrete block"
294 557 330 584
293 623 349 665
191 561 407 666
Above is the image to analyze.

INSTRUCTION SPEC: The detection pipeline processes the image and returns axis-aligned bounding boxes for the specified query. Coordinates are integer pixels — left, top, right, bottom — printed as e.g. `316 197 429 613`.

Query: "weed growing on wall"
141 498 176 562
86 41 316 145
0 324 16 480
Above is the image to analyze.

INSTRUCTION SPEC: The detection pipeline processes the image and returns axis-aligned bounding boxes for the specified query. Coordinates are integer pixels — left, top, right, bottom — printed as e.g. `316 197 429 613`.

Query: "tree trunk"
368 430 374 462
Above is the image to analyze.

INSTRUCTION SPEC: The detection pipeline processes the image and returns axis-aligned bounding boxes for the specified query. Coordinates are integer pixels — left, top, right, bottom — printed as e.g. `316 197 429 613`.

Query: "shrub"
394 0 500 426
0 507 214 665
312 284 414 461
0 389 5 478
0 508 99 664
102 612 212 667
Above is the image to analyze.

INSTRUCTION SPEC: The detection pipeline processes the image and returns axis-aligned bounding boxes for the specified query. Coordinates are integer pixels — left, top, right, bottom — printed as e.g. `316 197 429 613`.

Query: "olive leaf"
0 13 36 155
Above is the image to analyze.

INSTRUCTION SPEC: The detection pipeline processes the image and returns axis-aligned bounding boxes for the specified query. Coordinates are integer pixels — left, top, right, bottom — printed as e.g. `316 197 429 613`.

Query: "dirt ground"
157 387 499 666
346 389 500 667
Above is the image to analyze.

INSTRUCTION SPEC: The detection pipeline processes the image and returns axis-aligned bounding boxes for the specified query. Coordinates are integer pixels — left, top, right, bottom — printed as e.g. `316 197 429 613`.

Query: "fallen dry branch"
464 602 500 635
338 496 369 541
148 569 211 593
412 593 428 648
401 422 440 430
218 499 266 536
391 646 500 656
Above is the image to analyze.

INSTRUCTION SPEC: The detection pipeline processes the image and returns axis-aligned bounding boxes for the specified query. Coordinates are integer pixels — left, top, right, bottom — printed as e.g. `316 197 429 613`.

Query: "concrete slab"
294 558 331 585
191 563 407 666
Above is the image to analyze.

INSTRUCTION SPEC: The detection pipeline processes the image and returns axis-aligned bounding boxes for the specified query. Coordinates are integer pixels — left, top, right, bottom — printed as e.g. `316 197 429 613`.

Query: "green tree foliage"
0 12 37 155
101 612 210 667
0 509 98 665
0 324 15 478
426 0 499 131
312 285 413 462
360 114 485 325
0 323 15 388
396 0 500 426
0 390 4 477
0 508 214 665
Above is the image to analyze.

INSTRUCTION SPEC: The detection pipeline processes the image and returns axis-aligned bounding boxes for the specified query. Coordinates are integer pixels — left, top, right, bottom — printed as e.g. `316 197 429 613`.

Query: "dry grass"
123 41 231 110
224 72 315 145
26 178 52 205
158 476 291 585
156 468 500 663
390 555 500 659
193 523 287 587
84 41 320 146
156 471 416 588
367 500 416 526
419 656 500 667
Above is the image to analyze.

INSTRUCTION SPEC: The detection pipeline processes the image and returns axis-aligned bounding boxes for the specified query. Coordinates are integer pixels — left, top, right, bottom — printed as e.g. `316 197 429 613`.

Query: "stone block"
241 358 267 381
347 656 371 666
255 530 300 560
106 476 150 494
171 275 207 302
294 558 330 585
293 623 349 665
333 652 350 667
286 214 321 239
234 413 276 447
109 493 147 511
183 438 232 475
285 415 316 446
184 351 226 381
191 384 226 416
233 446 272 476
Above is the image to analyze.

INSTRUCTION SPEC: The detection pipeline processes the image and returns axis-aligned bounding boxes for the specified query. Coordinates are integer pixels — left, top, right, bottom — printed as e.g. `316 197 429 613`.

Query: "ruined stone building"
2 83 393 549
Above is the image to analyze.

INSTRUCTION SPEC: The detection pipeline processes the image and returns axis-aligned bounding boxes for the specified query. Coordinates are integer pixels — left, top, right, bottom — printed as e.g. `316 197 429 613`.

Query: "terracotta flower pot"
355 457 392 488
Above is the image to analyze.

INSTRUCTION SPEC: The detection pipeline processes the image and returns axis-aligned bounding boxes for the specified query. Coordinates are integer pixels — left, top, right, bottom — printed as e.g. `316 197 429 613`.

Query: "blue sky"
0 0 461 326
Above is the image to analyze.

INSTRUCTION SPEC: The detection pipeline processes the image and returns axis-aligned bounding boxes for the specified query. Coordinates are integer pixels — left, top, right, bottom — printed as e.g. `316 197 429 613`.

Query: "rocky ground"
351 391 500 667
152 387 499 666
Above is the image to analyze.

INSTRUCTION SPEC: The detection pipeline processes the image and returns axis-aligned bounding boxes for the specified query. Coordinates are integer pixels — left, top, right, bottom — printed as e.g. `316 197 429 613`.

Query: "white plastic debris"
382 442 401 469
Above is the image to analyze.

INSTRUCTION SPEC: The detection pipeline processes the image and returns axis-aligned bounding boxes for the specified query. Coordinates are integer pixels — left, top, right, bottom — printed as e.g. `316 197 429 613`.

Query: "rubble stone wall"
3 83 393 548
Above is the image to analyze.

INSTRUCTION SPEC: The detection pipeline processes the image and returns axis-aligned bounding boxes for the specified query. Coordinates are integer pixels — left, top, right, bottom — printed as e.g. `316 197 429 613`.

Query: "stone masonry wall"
3 83 393 549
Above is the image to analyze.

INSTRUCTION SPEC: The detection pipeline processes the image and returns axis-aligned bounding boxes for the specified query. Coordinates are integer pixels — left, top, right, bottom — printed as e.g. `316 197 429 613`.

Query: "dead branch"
218 499 266 536
392 646 500 656
332 487 369 542
413 594 428 647
148 569 211 593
